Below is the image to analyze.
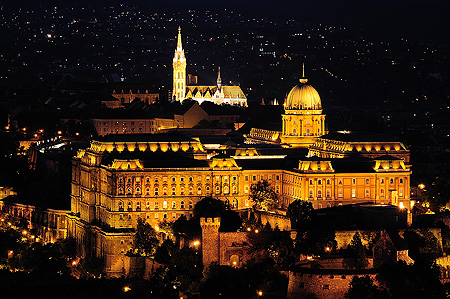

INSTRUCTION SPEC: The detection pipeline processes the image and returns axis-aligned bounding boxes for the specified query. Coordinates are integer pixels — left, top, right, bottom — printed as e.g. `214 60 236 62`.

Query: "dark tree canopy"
345 275 388 299
349 232 369 269
250 180 278 211
134 217 159 256
287 200 314 230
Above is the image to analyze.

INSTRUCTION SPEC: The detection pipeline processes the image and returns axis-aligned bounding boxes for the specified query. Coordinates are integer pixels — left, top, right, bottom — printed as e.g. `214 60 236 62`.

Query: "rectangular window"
352 188 356 198
245 175 249 181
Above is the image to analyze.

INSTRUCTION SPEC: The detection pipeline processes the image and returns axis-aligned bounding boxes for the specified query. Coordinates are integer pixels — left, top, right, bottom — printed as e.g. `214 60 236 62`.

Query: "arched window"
326 189 331 198
224 186 229 194
197 187 202 195
172 187 176 195
216 186 220 194
146 201 150 210
136 201 141 211
326 179 331 185
232 185 238 194
155 201 159 209
127 188 132 195
309 190 314 198
232 199 238 209
318 179 322 185
136 187 140 194
146 177 150 183
399 178 403 184
154 188 159 196
317 190 322 198
180 187 185 195
163 187 167 195
119 201 124 211
172 201 176 209
245 199 249 206
390 178 394 184
189 187 193 195
128 201 132 211
380 188 385 197
180 201 185 209
119 188 124 195
163 201 168 209
189 200 193 209
206 186 211 194
146 187 150 195
399 187 404 197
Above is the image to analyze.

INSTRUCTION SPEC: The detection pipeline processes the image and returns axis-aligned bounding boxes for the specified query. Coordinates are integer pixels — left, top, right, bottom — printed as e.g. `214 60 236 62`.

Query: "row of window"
118 200 193 211
244 174 280 181
117 198 247 212
118 185 239 196
118 175 237 184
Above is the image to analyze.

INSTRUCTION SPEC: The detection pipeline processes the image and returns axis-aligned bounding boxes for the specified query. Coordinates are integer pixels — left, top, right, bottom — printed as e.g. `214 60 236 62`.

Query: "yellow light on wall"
399 202 404 209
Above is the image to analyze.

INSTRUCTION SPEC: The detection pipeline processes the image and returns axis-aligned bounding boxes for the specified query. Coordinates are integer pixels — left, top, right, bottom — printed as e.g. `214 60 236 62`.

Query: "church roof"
186 85 246 99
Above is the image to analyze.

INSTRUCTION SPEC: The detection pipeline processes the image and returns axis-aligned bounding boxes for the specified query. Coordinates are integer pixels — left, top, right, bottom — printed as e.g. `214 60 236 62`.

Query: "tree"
133 218 159 256
287 200 314 231
345 275 388 299
250 180 278 211
349 232 369 269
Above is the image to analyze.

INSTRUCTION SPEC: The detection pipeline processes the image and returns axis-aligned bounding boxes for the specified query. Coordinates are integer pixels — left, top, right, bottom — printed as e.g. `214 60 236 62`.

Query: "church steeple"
177 26 183 51
217 67 222 91
173 26 186 101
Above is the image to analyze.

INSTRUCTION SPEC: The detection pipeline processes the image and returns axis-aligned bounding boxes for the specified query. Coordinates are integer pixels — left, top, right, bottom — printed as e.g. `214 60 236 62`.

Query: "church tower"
173 27 186 101
281 65 326 147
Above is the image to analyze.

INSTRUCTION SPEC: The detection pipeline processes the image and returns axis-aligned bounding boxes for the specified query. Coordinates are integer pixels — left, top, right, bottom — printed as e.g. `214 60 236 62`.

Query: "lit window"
172 201 176 209
244 185 249 194
180 187 185 195
155 202 159 209
352 189 356 198
232 185 238 194
146 201 150 210
163 201 168 209
197 187 202 195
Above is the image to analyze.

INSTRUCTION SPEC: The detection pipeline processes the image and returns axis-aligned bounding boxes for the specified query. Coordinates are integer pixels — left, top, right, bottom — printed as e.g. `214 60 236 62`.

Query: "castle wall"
219 231 249 267
287 270 377 299
258 212 291 231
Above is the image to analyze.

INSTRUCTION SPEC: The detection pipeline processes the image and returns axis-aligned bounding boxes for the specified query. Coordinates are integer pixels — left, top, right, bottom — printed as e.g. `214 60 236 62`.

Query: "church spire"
177 26 183 51
299 63 308 84
217 67 222 91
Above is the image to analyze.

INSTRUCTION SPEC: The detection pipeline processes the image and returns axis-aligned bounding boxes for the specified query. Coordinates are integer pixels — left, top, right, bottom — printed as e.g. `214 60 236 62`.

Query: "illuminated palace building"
68 70 411 276
172 27 247 106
